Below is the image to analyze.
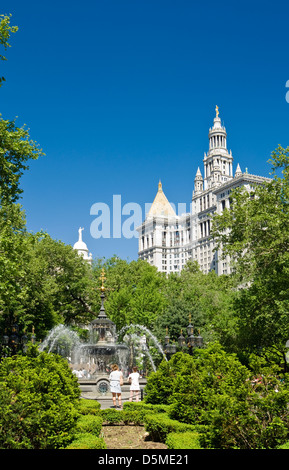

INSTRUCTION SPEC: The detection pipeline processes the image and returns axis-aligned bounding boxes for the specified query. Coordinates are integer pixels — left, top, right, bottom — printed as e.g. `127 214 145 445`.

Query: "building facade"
137 107 270 275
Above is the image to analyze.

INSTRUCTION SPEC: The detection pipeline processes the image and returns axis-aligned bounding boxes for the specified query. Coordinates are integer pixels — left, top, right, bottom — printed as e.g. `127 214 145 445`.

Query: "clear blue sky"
1 0 289 262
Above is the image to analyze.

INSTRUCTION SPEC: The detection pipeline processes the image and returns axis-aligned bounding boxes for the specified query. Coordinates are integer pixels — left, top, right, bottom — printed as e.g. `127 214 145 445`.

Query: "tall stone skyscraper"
137 107 270 275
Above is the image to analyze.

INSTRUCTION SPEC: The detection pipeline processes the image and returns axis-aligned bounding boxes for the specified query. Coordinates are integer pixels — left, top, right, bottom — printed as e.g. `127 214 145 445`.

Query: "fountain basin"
79 375 147 401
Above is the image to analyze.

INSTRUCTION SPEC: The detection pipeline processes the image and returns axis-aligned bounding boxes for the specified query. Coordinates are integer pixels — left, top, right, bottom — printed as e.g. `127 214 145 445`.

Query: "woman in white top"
109 364 123 408
128 366 140 402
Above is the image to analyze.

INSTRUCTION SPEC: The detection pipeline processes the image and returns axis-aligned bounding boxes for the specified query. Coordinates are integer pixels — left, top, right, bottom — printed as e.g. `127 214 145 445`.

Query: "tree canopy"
211 145 289 361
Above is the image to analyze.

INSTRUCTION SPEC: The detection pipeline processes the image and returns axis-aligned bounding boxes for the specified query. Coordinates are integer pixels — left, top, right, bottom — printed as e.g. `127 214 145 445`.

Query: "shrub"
166 431 202 449
123 401 171 414
65 433 106 449
100 408 145 425
144 413 195 443
79 399 101 415
0 350 80 449
144 353 195 405
75 415 103 436
121 410 145 425
100 408 124 424
145 344 289 449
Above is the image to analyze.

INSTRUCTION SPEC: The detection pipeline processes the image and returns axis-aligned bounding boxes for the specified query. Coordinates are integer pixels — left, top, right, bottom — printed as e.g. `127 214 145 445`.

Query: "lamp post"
181 314 204 354
0 325 36 357
10 323 19 355
178 329 186 349
21 330 28 352
187 314 194 337
163 316 204 359
164 327 177 358
195 330 204 349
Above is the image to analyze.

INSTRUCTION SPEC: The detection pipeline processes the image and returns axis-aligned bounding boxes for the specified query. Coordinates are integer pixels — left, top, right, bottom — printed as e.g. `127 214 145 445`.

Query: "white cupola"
73 227 92 264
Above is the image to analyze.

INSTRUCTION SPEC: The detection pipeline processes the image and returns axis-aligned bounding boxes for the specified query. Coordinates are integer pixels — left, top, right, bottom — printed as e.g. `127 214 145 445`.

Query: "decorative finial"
99 268 106 292
215 105 219 117
158 180 162 191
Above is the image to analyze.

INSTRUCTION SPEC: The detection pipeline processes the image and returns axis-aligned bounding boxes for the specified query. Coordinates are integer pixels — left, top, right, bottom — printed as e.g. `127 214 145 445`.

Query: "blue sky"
1 0 289 262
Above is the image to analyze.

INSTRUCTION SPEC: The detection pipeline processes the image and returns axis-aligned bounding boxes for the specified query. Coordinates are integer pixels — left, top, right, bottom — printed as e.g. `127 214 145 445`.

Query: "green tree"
93 257 167 331
154 261 236 349
20 231 98 336
211 146 289 360
0 203 28 334
0 204 98 340
0 115 44 204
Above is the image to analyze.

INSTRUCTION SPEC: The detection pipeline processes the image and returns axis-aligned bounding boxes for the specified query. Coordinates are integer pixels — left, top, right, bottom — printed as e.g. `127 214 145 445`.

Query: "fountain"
117 324 168 373
40 273 204 404
72 286 130 378
39 270 163 401
39 324 81 356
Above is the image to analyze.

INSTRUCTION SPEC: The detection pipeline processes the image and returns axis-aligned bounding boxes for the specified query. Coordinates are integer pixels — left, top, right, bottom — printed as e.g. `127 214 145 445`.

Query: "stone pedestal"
79 376 147 404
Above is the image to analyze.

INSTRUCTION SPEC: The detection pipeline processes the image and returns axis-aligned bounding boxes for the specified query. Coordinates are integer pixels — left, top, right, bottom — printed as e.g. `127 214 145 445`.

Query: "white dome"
73 227 92 264
73 240 88 251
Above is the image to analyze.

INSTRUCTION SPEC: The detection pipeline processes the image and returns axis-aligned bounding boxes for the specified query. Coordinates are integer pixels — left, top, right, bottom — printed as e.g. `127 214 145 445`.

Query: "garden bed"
101 424 168 449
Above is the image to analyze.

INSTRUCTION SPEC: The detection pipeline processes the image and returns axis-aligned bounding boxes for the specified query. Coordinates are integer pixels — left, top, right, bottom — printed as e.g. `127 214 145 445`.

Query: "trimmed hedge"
71 398 203 450
75 414 103 436
100 408 145 425
123 402 172 414
64 400 104 449
144 413 196 443
66 433 106 449
166 431 201 449
79 399 101 415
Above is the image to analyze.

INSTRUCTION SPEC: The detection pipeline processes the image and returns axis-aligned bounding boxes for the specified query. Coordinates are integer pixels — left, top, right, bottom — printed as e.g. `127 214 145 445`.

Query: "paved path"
81 395 142 409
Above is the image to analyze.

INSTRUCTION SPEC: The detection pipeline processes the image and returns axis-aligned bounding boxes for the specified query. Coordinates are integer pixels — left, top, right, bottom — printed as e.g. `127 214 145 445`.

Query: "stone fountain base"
78 376 147 404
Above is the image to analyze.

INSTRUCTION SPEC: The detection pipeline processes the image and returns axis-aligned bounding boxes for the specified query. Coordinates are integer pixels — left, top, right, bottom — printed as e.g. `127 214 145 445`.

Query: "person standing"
109 364 123 408
128 366 140 402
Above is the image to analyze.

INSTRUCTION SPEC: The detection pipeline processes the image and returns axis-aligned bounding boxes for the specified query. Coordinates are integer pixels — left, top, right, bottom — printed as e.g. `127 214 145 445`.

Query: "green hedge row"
75 414 103 436
100 408 145 425
165 431 201 449
65 400 105 449
107 402 203 448
66 433 106 449
66 399 203 449
78 399 101 414
144 413 196 443
123 402 172 414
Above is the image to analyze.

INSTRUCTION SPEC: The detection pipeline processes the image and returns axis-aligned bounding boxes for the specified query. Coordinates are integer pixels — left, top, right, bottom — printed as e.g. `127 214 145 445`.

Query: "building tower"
203 105 233 190
193 167 204 195
137 106 271 276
